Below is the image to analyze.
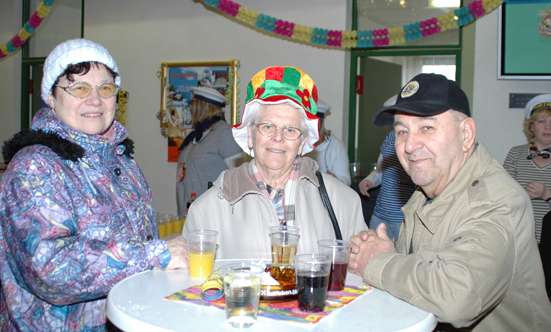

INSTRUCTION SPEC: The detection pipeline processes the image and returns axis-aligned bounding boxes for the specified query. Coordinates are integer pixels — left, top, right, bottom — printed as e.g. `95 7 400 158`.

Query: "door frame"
347 48 463 162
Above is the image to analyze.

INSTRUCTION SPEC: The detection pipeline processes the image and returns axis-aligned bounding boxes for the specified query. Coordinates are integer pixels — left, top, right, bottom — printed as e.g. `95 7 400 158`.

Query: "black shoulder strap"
316 171 342 240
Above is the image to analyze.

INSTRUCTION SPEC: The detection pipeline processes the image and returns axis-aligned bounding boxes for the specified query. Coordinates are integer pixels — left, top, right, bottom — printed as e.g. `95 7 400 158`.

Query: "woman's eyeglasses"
254 123 303 140
55 82 120 99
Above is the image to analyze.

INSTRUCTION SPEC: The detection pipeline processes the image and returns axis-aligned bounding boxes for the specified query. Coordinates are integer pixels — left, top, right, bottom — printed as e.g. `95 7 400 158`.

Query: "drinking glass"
294 254 331 312
187 229 218 279
221 263 263 328
317 239 352 291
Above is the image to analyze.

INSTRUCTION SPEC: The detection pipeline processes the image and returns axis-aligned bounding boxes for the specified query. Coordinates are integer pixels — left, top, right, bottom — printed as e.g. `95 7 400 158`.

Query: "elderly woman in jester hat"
182 66 367 260
0 38 188 332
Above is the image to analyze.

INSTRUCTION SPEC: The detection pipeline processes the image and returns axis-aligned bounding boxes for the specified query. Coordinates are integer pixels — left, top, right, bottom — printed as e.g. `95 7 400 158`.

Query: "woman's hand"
165 236 189 270
359 179 373 197
526 181 548 200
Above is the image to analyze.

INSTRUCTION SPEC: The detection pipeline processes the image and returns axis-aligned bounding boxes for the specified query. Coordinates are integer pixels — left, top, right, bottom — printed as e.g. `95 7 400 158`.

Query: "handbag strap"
316 171 342 240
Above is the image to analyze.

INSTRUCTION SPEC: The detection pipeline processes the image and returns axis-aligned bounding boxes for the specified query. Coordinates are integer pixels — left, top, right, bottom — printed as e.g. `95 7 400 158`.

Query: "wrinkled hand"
526 181 547 200
327 169 337 178
359 179 373 196
164 236 189 270
348 223 395 277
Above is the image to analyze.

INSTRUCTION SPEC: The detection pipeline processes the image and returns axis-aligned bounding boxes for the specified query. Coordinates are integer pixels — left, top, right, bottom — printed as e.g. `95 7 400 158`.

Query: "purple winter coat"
0 108 170 331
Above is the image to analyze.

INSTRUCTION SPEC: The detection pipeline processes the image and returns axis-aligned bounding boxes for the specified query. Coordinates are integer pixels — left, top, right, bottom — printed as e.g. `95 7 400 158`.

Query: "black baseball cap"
372 73 470 127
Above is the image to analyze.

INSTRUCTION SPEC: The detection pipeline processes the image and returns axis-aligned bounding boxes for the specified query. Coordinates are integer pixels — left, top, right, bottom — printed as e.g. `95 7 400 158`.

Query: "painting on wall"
158 60 239 162
498 1 551 79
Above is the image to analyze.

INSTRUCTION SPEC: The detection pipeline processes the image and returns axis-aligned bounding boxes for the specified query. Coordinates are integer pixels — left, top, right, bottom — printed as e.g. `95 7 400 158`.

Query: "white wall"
81 0 349 214
473 10 551 163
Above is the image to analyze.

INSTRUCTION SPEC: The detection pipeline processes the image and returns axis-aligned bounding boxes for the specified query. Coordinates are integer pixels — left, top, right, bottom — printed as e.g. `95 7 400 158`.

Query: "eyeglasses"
55 82 120 99
254 123 303 140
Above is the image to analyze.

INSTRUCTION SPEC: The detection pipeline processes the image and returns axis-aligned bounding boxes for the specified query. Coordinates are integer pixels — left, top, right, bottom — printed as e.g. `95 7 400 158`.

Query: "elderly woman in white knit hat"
176 86 243 216
504 94 551 245
183 66 367 260
305 99 352 186
0 39 187 332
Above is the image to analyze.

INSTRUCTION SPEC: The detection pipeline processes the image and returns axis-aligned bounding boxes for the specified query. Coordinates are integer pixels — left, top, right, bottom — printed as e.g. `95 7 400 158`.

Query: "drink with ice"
297 272 329 312
294 254 331 312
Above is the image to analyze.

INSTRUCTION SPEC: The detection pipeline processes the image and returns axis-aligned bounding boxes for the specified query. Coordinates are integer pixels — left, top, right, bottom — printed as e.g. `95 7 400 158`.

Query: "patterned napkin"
165 284 372 324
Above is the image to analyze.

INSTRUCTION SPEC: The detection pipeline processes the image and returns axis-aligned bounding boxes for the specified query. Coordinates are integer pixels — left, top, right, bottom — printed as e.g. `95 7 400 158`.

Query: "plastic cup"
166 215 174 236
269 225 300 235
269 230 300 266
173 214 185 234
294 254 331 312
317 239 352 291
158 219 167 238
350 162 361 177
187 229 218 279
221 263 263 328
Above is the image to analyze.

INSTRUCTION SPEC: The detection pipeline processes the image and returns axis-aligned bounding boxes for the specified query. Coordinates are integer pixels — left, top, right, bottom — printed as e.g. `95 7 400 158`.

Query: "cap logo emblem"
401 81 419 98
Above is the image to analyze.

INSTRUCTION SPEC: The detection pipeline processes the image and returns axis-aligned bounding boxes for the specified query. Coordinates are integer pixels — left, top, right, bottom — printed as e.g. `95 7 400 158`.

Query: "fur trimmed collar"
2 129 134 164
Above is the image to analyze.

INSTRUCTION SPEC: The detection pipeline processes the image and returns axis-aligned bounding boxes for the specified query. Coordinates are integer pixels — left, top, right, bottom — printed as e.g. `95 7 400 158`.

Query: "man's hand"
526 181 548 200
348 223 395 277
359 179 373 196
164 236 189 270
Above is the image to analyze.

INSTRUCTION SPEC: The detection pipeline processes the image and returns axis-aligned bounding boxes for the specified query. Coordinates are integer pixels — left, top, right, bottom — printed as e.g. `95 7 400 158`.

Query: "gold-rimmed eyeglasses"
254 123 303 140
55 82 120 99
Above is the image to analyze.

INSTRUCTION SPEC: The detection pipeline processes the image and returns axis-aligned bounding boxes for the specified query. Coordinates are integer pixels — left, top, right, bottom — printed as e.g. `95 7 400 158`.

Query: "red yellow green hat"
232 66 320 156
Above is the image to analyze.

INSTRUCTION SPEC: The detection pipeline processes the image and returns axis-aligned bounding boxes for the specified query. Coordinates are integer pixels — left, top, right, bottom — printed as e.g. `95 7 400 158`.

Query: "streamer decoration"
0 0 56 60
202 0 503 49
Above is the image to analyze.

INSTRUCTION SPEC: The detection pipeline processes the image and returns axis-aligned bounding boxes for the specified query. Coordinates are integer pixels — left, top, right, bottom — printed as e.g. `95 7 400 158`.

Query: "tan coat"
364 140 551 331
183 157 367 259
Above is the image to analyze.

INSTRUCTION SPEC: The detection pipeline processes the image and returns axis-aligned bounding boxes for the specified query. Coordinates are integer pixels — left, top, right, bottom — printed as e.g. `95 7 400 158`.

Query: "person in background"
349 73 551 331
176 87 243 215
0 39 188 332
305 99 351 185
183 66 367 259
358 130 416 240
503 94 551 245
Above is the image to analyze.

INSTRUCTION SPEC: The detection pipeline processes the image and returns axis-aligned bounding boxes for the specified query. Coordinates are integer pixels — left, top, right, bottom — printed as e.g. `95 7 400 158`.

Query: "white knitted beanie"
41 38 121 103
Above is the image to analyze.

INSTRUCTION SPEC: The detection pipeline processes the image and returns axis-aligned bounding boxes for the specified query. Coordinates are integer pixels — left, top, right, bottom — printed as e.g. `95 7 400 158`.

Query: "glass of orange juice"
173 214 185 234
158 217 167 238
187 229 218 279
165 214 174 237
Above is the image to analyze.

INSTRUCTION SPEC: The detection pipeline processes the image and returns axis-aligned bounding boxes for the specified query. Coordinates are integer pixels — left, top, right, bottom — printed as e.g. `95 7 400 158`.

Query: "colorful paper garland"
0 0 56 60
203 0 503 49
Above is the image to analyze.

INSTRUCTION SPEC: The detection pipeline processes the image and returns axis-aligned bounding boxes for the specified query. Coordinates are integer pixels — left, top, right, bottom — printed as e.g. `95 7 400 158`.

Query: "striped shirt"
503 143 551 243
372 131 416 223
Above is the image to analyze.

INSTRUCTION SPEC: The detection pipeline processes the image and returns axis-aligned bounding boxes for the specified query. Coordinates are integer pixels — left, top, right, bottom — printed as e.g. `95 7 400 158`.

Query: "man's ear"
462 117 476 152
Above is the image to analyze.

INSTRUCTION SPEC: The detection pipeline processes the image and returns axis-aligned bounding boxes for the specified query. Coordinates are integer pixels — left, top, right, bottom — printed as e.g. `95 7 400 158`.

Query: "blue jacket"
0 108 170 331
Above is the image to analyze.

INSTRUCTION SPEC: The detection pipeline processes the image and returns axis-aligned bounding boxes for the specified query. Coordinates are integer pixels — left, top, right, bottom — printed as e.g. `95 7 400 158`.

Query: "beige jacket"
183 157 367 259
364 140 551 331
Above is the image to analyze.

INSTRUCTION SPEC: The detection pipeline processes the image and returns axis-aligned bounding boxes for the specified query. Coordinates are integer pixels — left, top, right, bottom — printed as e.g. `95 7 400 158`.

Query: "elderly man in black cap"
348 73 551 331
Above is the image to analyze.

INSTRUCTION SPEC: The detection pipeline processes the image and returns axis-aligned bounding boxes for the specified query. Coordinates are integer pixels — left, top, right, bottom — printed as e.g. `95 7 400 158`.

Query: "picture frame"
158 60 239 162
498 1 551 80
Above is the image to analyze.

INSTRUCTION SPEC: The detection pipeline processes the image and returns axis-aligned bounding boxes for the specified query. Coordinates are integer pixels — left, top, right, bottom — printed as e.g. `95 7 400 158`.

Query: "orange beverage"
166 220 174 236
158 222 167 238
173 216 185 234
189 250 215 278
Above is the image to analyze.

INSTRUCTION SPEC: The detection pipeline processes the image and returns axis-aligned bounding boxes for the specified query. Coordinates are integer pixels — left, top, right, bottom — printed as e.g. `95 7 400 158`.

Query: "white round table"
106 259 437 331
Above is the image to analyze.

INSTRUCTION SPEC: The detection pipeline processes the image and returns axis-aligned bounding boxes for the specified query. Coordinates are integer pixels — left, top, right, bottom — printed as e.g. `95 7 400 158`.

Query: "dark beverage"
297 273 329 312
328 262 348 291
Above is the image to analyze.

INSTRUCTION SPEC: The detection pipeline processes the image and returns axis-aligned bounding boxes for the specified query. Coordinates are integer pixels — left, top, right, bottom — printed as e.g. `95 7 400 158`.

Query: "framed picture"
158 60 240 162
498 1 551 79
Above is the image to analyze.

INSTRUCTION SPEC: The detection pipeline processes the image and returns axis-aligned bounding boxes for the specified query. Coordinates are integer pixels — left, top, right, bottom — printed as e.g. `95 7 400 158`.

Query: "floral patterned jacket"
0 108 170 331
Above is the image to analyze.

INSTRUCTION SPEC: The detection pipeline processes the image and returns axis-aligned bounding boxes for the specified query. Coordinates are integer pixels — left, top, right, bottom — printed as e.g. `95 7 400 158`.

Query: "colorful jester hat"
232 66 320 156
